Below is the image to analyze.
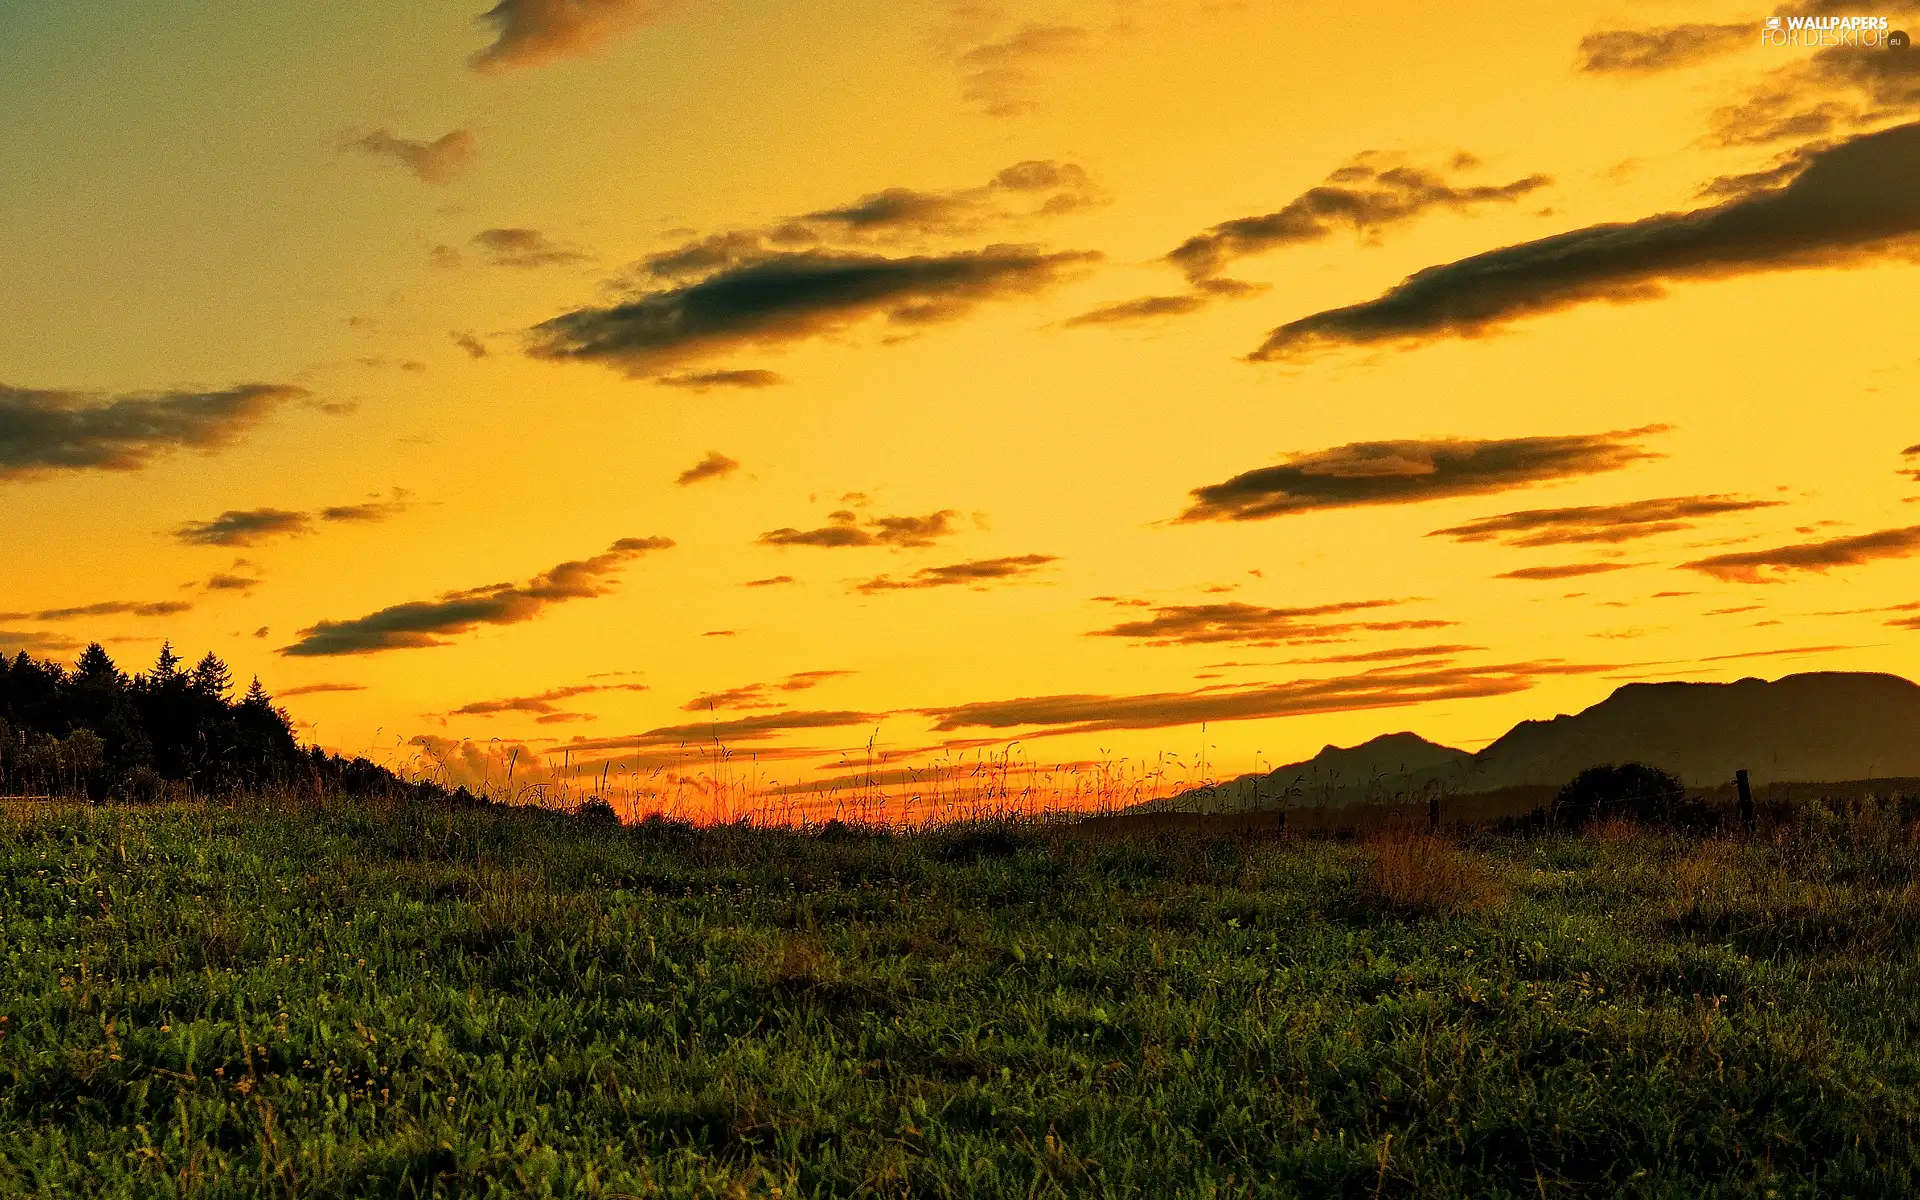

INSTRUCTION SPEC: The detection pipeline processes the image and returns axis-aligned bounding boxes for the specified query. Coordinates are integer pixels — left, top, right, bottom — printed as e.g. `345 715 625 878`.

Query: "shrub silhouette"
1553 763 1687 831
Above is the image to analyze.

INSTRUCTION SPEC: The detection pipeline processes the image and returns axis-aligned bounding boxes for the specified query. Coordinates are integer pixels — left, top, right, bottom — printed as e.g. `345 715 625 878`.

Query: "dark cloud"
1168 155 1552 284
957 24 1089 117
1903 442 1920 482
655 369 785 391
1251 123 1920 361
173 493 408 546
472 228 590 268
280 535 674 656
0 599 193 622
1495 562 1640 581
1 383 305 482
921 659 1616 737
743 575 795 588
676 451 739 486
1577 23 1749 73
1681 524 1920 582
529 246 1098 378
348 129 476 186
470 0 670 73
453 332 489 358
202 574 260 594
1431 494 1782 547
760 509 960 549
1091 599 1454 647
278 682 366 698
449 682 649 717
1178 427 1665 523
854 553 1056 592
681 670 853 713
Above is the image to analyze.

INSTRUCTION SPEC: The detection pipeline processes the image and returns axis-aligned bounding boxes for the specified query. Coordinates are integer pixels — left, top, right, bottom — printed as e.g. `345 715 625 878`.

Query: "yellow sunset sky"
4 0 1917 806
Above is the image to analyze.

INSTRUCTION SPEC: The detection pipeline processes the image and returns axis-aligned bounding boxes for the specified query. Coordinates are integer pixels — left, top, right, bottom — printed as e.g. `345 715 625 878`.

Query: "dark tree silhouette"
0 642 469 805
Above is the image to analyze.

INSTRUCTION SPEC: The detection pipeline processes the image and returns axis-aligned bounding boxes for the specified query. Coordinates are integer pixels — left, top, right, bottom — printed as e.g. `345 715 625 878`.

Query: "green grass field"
4 794 1920 1198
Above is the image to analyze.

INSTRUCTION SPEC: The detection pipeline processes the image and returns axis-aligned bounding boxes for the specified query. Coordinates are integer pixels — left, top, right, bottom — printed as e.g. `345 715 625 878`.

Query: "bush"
1554 763 1689 831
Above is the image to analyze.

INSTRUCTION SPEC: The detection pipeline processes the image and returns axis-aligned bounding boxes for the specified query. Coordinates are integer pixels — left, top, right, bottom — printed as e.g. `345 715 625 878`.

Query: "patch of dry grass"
1362 832 1504 915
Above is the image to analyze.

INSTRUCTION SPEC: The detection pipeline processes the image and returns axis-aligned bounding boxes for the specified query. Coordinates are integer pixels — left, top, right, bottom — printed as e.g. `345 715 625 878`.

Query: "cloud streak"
855 554 1056 592
1169 155 1552 283
280 536 673 656
173 492 409 546
1 383 305 482
1178 427 1666 523
1431 494 1781 547
1251 122 1920 361
1682 524 1920 582
1091 599 1453 647
761 509 960 550
0 600 193 622
529 245 1098 377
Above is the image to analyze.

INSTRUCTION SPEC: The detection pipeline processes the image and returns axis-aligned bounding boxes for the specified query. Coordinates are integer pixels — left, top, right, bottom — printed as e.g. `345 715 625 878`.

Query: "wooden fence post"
1736 769 1755 833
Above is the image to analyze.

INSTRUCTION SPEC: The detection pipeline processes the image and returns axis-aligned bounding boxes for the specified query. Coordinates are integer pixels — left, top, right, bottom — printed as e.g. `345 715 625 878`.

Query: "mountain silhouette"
1152 672 1920 812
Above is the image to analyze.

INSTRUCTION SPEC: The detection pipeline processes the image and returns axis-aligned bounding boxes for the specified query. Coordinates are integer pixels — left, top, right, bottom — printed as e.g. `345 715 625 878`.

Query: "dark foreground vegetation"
0 644 458 804
6 791 1920 1197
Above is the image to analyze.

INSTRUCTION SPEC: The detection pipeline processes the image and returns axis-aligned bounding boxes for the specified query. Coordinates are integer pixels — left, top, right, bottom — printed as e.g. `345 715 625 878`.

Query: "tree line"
0 642 464 803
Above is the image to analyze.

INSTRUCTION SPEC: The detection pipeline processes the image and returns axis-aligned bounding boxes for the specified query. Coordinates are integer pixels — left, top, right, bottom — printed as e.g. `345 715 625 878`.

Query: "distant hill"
1149 672 1920 813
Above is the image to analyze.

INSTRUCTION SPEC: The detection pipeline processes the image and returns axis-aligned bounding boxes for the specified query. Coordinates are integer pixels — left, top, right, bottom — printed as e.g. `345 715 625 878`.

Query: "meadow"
3 792 1920 1198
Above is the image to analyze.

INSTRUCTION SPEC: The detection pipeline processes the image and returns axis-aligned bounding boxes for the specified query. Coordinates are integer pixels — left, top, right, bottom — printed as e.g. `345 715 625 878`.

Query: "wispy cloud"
1431 494 1782 547
1681 524 1920 582
1168 154 1552 284
1495 562 1640 581
655 369 785 391
1 383 306 482
1251 122 1920 361
348 129 477 186
676 451 739 486
956 24 1089 116
472 227 591 268
278 682 367 698
855 553 1056 592
470 0 672 73
681 670 853 713
1178 427 1666 523
743 575 795 588
448 681 650 721
1576 23 1749 74
1090 599 1453 647
281 536 673 656
0 599 193 622
173 492 409 547
760 509 960 549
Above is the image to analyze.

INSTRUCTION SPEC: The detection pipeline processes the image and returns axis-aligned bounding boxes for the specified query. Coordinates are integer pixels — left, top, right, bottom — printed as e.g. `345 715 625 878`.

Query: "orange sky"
4 0 1918 810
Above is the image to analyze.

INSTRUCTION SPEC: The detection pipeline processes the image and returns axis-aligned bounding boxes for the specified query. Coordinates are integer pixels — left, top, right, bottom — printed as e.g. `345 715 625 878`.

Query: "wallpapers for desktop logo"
1760 13 1906 47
